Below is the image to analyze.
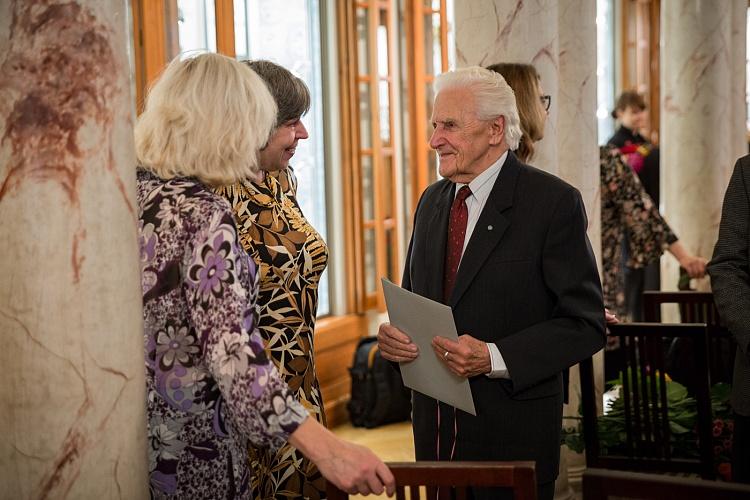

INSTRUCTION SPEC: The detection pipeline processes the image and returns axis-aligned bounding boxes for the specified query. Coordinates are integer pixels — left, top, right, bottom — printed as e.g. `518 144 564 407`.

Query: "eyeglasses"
540 95 551 111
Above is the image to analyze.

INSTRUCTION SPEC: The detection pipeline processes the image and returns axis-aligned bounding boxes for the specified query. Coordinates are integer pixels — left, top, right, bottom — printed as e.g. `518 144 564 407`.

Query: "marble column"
660 0 747 292
455 0 560 174
0 1 148 498
455 2 600 498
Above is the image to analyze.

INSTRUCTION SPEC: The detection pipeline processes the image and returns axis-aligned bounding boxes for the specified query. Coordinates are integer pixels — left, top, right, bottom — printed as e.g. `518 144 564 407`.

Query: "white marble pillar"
661 0 747 292
731 0 748 168
455 2 600 498
556 2 599 498
455 0 560 174
0 1 148 498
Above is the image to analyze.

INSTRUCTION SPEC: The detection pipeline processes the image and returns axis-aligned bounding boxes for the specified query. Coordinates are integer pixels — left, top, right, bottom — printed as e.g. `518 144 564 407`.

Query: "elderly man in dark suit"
708 155 750 484
377 66 605 500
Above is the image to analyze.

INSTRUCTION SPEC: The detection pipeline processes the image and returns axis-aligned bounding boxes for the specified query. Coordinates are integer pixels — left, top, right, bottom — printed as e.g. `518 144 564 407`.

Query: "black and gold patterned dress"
215 167 328 499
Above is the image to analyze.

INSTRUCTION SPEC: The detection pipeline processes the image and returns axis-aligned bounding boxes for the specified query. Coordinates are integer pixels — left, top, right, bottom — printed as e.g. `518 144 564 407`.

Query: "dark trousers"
733 412 750 483
624 260 661 321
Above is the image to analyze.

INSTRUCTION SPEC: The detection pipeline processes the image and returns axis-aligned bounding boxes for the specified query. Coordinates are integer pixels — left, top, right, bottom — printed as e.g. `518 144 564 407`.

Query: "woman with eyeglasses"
487 63 706 382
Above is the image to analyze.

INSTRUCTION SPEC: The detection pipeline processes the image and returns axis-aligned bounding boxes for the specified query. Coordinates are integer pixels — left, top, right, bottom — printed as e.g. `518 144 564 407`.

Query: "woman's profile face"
536 79 548 138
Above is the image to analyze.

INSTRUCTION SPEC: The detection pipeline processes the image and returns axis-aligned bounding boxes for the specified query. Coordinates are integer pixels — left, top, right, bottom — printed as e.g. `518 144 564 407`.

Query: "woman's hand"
679 255 708 279
288 419 395 496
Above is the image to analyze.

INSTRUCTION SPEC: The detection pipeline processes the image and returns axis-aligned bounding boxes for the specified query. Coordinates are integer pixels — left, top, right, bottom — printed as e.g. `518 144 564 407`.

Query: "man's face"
259 118 309 172
429 87 504 184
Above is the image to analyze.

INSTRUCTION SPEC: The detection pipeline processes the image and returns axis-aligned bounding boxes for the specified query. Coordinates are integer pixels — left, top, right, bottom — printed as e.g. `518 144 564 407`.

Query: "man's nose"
429 128 442 149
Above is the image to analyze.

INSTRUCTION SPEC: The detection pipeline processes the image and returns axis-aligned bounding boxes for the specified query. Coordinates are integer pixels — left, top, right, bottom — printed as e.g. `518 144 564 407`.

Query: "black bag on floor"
347 337 412 428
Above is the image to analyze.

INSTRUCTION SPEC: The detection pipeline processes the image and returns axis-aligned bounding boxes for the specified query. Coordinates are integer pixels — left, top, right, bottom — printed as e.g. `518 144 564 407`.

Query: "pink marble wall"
0 1 147 497
660 0 747 292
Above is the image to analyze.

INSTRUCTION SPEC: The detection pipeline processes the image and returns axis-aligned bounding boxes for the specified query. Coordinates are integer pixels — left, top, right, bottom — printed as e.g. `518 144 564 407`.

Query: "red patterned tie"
443 185 472 302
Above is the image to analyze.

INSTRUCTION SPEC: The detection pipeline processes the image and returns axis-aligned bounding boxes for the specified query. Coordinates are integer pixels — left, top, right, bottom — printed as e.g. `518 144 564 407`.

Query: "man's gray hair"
434 66 522 151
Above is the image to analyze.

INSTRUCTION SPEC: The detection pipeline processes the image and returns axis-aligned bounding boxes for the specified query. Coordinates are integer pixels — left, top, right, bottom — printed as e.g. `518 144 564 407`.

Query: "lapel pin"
487 225 493 231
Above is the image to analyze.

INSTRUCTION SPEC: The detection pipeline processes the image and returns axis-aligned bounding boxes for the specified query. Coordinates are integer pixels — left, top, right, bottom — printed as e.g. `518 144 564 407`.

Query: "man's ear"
488 115 505 145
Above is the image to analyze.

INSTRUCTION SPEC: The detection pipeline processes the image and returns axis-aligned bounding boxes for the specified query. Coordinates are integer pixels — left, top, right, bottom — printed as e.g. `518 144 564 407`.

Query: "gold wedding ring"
444 350 450 359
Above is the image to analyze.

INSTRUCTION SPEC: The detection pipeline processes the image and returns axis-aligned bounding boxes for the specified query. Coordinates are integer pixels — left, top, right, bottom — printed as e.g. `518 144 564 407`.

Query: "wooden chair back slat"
325 461 537 500
583 468 750 500
581 323 715 479
642 291 736 386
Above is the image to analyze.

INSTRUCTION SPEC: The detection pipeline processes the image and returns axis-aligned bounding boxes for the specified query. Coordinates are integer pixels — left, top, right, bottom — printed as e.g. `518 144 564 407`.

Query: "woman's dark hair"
486 63 545 162
611 91 646 119
243 60 311 127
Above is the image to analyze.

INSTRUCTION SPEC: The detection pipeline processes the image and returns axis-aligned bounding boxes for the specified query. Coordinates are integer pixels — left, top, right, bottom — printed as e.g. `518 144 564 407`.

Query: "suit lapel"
423 182 454 302
449 154 522 306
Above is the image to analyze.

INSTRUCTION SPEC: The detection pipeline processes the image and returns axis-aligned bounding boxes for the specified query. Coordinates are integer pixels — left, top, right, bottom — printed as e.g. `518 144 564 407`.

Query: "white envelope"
381 278 477 416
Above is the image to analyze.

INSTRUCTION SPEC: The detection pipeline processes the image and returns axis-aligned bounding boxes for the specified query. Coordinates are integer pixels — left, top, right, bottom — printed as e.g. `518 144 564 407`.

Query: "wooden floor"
331 420 414 499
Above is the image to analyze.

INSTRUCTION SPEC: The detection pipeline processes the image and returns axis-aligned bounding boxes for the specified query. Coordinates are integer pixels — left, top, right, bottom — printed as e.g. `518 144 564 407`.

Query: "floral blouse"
600 147 678 318
137 169 307 499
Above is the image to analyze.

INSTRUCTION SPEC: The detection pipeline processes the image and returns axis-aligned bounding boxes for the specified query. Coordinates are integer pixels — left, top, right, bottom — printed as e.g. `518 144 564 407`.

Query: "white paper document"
381 278 476 416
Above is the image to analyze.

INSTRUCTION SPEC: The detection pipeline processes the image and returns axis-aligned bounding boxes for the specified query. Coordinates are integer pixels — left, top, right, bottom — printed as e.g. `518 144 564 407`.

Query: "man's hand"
431 334 491 378
377 322 419 362
605 308 619 325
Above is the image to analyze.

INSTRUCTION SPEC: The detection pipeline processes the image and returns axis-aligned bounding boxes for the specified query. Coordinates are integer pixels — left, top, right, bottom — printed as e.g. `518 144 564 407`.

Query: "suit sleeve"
708 159 750 360
497 187 606 394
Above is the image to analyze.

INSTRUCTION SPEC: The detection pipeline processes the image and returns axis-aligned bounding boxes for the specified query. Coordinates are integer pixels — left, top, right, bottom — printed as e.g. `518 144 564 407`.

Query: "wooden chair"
642 291 735 386
580 323 715 479
325 461 537 500
582 468 750 500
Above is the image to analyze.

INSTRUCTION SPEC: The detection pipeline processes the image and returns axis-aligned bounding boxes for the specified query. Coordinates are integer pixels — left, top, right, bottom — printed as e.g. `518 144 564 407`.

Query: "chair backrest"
580 323 714 479
582 468 750 500
643 291 735 386
325 461 537 500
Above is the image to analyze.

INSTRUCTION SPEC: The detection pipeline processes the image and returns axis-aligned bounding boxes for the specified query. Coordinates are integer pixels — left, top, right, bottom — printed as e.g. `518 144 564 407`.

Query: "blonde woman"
135 53 393 499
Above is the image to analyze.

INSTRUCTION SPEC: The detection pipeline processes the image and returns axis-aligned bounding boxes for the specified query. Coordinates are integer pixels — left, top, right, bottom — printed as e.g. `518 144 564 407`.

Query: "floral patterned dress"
137 169 308 499
600 147 678 318
215 167 329 500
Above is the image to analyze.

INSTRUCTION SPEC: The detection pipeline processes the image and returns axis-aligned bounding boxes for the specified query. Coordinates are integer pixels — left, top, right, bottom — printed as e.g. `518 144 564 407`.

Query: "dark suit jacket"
708 155 750 416
403 152 605 485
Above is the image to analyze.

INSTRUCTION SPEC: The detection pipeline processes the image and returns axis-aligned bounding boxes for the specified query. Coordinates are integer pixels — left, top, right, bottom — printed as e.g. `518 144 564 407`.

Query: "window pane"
377 12 390 144
361 155 374 221
357 7 370 75
176 0 217 55
378 79 391 145
359 82 372 149
596 0 615 144
364 228 377 294
233 0 329 315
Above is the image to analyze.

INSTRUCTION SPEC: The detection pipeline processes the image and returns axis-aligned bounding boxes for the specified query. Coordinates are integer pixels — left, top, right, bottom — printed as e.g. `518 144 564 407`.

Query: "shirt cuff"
486 342 510 379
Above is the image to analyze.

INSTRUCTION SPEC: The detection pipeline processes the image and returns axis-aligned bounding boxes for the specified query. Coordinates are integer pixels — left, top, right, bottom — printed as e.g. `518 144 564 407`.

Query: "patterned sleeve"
182 204 308 449
602 149 678 268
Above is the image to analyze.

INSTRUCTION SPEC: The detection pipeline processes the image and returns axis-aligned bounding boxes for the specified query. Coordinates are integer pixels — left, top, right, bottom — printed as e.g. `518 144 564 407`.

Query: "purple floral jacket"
137 169 307 499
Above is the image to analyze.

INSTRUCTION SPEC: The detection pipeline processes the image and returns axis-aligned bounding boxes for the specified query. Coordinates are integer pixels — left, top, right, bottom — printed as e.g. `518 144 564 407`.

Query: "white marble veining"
0 1 147 498
660 0 746 291
455 0 560 175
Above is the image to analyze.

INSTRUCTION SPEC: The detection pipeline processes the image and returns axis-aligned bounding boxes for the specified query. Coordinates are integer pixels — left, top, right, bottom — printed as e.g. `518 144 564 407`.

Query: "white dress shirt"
452 151 510 379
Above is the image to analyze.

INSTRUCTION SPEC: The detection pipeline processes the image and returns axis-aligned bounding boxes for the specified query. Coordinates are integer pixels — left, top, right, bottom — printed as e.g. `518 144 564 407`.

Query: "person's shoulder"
736 154 750 173
515 157 578 197
420 177 453 201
